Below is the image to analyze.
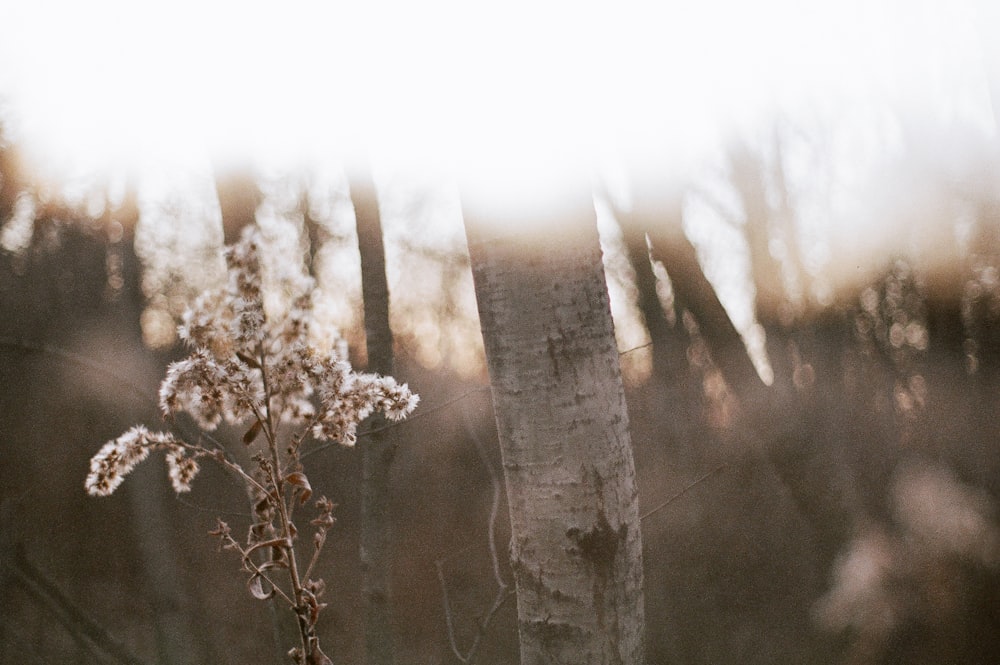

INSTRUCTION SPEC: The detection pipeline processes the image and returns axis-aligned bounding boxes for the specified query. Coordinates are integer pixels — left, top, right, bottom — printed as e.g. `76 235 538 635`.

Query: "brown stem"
257 344 312 658
169 438 272 498
228 539 297 608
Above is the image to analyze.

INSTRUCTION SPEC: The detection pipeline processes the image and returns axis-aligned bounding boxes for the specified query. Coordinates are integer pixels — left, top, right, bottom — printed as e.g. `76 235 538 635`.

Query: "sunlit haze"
4 0 999 382
2 0 995 213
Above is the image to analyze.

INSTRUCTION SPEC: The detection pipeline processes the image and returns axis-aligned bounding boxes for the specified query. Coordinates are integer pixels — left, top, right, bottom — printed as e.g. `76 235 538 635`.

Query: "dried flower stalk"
85 227 418 663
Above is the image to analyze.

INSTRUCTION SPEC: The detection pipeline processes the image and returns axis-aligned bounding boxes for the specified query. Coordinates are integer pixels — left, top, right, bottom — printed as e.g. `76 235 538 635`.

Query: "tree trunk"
626 177 859 571
614 200 690 383
214 167 261 244
730 143 795 390
647 211 766 400
114 192 213 665
464 194 645 665
352 172 397 665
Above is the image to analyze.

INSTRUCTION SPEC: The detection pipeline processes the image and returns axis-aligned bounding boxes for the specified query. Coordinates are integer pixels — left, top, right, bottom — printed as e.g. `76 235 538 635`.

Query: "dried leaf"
249 518 277 543
306 638 333 665
285 471 313 504
208 519 230 538
243 419 263 445
236 351 261 369
208 520 237 550
254 496 273 519
245 537 291 558
247 573 274 600
305 578 326 596
258 559 289 572
307 597 327 627
310 513 335 529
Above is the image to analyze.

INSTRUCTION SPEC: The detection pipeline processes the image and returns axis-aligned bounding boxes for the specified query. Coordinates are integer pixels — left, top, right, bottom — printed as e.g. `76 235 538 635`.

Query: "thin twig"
434 400 513 665
0 336 156 403
640 463 730 521
462 401 509 589
0 336 239 466
619 341 654 356
436 559 464 661
240 556 297 608
435 559 513 665
175 439 271 497
302 530 327 584
363 386 491 434
213 526 297 608
172 494 248 517
3 546 149 665
256 343 310 657
301 387 491 459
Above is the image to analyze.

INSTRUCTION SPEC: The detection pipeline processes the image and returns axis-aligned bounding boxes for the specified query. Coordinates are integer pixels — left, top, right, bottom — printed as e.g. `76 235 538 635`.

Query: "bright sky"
1 0 994 213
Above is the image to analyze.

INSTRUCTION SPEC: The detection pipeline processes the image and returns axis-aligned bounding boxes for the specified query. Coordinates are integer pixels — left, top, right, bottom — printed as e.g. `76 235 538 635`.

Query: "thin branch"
462 401 509 589
240 556 297 609
435 559 513 665
0 336 155 404
172 494 248 517
433 400 513 665
213 525 297 609
436 559 464 661
619 341 654 356
301 387 491 459
640 463 730 521
0 336 240 466
255 342 310 657
302 530 327 584
2 546 149 665
362 387 491 435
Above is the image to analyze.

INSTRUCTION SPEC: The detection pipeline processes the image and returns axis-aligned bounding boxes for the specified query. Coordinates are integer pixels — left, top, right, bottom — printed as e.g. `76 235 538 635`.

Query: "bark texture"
465 199 645 665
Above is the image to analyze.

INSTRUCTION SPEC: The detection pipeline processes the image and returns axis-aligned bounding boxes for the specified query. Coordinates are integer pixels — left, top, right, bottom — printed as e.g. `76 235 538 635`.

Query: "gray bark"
464 194 645 665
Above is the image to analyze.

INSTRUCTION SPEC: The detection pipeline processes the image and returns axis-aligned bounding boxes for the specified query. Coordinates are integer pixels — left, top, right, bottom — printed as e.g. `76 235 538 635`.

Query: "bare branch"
435 558 513 665
433 400 513 665
0 336 155 404
462 401 509 589
640 464 730 521
301 387 491 459
2 544 149 665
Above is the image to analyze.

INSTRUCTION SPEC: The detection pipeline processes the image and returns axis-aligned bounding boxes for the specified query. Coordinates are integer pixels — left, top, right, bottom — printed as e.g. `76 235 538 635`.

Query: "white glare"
0 0 995 209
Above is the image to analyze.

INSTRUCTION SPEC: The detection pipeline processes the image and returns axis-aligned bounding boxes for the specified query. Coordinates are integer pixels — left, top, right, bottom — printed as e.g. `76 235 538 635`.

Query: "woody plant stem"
257 342 310 656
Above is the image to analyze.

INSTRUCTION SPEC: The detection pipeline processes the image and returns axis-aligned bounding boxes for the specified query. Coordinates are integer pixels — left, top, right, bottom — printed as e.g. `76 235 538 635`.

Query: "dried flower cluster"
85 425 199 497
159 226 418 442
85 227 418 664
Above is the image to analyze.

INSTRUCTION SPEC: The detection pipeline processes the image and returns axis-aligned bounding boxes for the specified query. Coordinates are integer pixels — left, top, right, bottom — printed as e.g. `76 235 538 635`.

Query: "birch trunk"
464 196 645 665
